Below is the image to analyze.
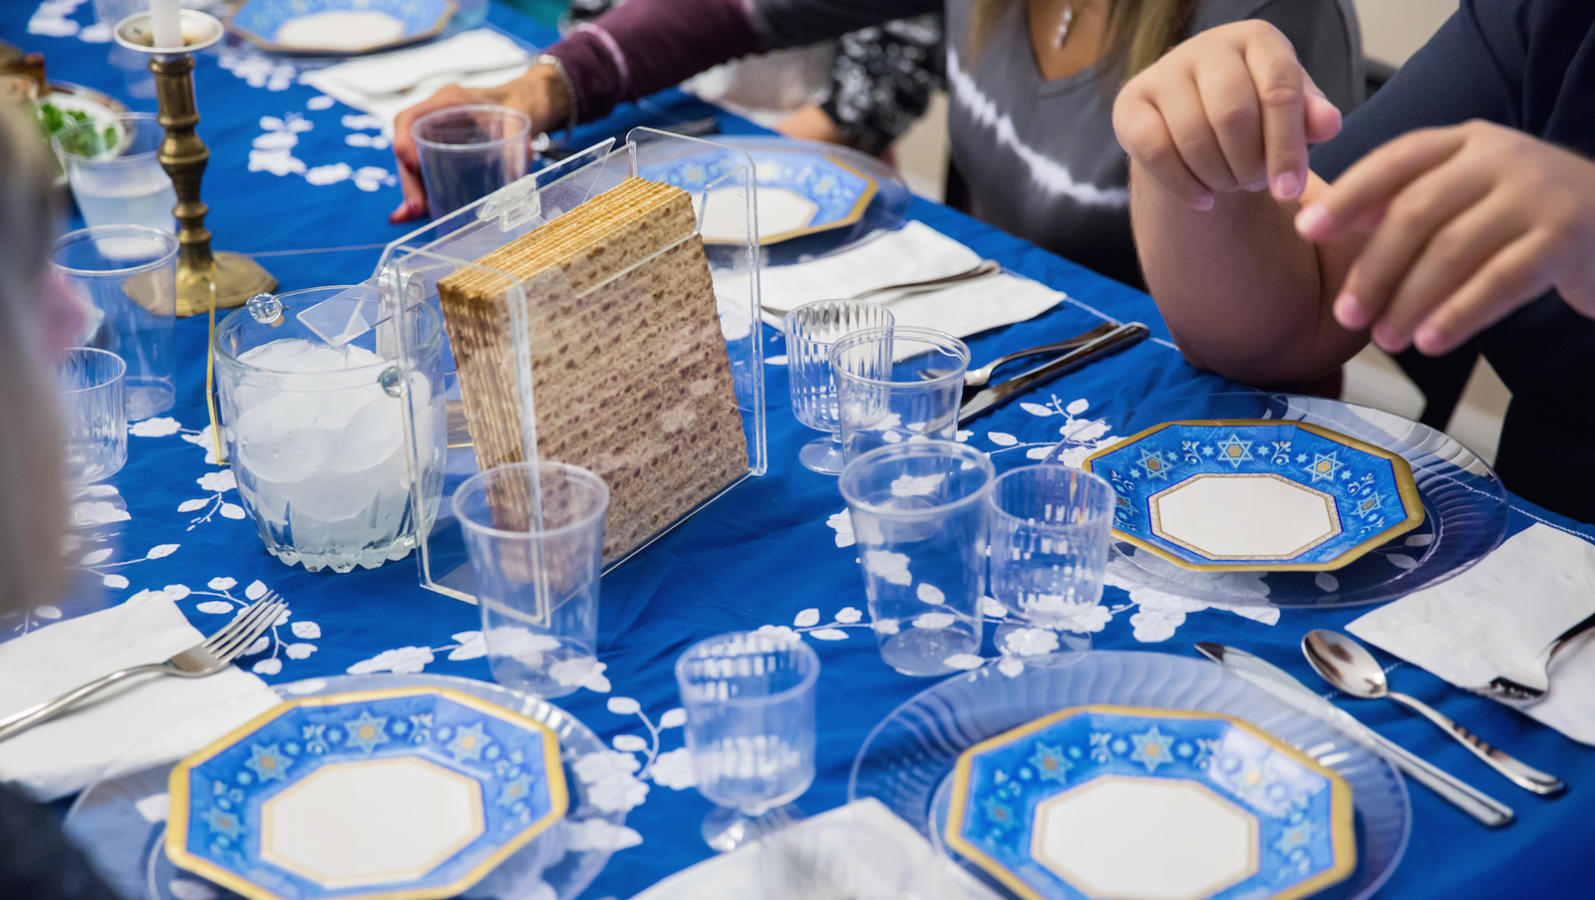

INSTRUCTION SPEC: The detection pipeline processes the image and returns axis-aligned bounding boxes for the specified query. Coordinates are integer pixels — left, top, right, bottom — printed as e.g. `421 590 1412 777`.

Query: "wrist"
529 57 576 137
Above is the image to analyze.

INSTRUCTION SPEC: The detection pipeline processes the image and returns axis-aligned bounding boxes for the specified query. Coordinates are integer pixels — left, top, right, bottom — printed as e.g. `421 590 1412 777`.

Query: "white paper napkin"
720 221 1068 337
1347 523 1595 744
299 30 535 134
632 798 1002 900
0 591 283 800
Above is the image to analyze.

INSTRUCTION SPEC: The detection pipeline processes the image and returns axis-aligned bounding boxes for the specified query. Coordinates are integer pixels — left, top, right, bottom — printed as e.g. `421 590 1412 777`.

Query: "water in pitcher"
227 338 434 572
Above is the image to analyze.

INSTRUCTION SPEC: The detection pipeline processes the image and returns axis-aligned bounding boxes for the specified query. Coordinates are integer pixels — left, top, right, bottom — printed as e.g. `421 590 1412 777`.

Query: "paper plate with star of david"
164 685 569 900
1082 419 1425 573
944 705 1356 900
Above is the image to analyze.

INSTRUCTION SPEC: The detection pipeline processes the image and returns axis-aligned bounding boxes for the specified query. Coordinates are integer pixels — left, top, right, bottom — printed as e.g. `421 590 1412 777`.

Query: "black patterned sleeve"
819 14 945 156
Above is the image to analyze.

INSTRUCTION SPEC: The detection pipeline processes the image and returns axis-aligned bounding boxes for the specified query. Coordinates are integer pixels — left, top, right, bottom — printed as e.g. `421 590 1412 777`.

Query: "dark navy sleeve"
1309 0 1526 181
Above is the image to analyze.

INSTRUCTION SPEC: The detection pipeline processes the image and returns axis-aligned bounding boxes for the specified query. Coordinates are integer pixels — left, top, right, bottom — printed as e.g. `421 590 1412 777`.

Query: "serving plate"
1048 393 1508 608
1083 420 1424 572
229 0 455 56
946 705 1355 900
850 651 1409 900
65 674 629 900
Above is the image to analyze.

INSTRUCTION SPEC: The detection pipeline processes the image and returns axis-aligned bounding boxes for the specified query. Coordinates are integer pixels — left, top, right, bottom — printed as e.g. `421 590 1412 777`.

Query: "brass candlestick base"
177 251 277 317
116 10 276 317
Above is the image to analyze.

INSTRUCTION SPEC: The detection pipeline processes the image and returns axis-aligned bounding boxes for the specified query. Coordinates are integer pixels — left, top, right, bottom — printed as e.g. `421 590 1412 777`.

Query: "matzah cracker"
439 179 748 563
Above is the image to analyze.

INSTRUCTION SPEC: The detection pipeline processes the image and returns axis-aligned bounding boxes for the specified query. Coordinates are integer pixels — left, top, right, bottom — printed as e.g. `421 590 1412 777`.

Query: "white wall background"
1352 0 1459 65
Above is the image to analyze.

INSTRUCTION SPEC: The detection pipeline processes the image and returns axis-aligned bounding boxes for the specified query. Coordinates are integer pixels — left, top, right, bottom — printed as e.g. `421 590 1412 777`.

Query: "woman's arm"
552 0 941 124
390 0 937 220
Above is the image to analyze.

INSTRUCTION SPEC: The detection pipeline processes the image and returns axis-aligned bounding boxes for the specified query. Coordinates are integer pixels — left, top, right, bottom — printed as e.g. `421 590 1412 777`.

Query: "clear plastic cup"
986 464 1116 659
412 104 531 218
51 225 178 420
839 441 994 676
58 347 128 483
782 299 895 475
54 113 176 234
454 461 609 699
830 326 969 463
676 630 819 851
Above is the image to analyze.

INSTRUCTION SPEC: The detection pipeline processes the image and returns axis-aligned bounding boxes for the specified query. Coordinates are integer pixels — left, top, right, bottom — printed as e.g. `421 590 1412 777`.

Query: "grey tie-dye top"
548 0 1362 285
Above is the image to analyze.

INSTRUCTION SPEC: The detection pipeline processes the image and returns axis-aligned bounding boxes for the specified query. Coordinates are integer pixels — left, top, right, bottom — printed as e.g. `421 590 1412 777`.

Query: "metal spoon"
1302 629 1565 795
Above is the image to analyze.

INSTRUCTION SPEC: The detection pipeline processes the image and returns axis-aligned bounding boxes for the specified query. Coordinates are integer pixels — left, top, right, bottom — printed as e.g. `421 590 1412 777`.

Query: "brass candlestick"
115 10 275 317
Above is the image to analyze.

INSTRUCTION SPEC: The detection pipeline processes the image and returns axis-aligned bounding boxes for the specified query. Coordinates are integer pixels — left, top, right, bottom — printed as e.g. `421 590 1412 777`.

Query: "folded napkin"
633 798 1001 900
1347 523 1595 744
721 221 1068 338
0 592 282 800
299 30 535 134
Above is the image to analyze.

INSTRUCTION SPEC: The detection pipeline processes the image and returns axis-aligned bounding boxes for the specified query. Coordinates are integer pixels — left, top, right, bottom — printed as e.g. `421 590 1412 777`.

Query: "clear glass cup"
51 225 178 421
986 464 1117 659
54 113 177 234
453 461 609 700
830 326 969 462
412 104 531 219
782 299 895 475
839 441 994 676
675 631 820 852
58 347 128 483
213 287 447 573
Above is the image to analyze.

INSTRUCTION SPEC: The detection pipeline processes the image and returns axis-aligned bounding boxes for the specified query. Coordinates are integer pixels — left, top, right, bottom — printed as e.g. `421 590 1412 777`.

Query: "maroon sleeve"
545 0 765 123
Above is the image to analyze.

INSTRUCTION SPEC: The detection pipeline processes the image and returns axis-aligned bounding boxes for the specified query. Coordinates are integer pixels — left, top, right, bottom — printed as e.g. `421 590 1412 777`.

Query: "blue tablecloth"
11 1 1594 896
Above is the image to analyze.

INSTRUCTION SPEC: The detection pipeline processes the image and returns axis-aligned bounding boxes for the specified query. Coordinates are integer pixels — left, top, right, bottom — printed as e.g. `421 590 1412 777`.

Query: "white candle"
150 0 181 48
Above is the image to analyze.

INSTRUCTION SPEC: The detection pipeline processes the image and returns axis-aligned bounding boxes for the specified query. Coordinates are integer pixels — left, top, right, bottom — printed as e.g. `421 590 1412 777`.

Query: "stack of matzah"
438 177 749 563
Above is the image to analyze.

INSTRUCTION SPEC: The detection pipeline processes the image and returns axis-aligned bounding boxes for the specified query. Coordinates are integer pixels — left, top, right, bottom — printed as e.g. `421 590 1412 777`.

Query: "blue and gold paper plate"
1083 420 1424 572
229 0 455 55
643 141 878 245
165 686 567 900
946 705 1356 900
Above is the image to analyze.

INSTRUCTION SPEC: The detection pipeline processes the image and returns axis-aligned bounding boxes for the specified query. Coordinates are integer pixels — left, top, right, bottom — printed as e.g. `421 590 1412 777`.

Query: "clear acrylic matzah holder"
320 128 766 603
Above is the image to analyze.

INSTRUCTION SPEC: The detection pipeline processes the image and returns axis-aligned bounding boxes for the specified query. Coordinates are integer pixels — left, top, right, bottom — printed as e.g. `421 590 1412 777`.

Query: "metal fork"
1471 609 1595 706
760 260 1002 317
850 259 1001 301
0 592 288 743
960 321 1120 390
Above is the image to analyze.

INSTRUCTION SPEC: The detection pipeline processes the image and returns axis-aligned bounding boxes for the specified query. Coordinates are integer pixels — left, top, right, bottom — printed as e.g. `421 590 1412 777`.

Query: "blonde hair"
969 0 1196 82
0 103 68 614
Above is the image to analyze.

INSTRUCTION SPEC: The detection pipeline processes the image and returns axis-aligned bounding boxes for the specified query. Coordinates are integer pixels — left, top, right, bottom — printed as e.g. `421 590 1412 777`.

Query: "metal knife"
957 321 1148 425
1195 642 1515 828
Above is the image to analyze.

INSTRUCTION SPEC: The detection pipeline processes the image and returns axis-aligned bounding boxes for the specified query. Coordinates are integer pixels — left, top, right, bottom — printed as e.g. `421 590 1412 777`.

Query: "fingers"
1155 76 1243 196
389 85 477 222
1303 91 1343 146
1239 37 1313 200
1359 188 1519 350
390 103 431 222
1296 128 1465 242
1115 96 1215 210
1412 232 1559 355
391 159 429 224
1329 159 1495 341
1195 53 1267 191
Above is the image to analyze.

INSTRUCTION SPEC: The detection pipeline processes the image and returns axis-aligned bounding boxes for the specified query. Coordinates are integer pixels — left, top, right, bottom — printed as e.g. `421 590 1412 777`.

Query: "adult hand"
774 102 845 146
1113 20 1343 209
1296 121 1595 355
389 65 570 223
